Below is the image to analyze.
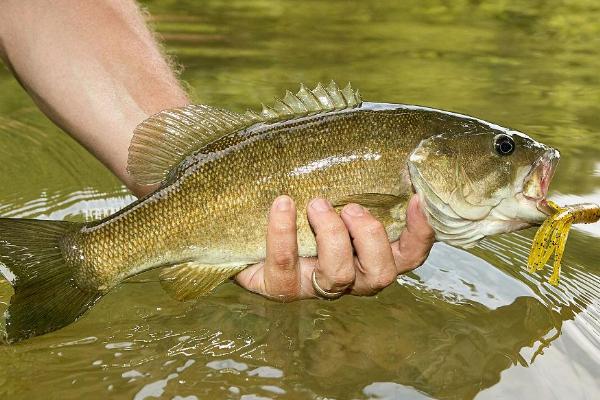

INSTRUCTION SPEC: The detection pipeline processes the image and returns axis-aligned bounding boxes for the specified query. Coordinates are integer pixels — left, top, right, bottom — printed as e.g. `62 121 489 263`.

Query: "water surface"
0 1 599 399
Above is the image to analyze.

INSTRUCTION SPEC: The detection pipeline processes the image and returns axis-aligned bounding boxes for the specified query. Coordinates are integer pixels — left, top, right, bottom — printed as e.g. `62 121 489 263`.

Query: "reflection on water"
0 0 599 399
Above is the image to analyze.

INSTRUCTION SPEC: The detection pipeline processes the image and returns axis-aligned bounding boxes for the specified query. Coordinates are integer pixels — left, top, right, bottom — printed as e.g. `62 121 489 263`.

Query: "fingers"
234 195 301 301
307 199 355 293
236 194 435 303
339 204 397 295
263 195 300 300
392 195 435 273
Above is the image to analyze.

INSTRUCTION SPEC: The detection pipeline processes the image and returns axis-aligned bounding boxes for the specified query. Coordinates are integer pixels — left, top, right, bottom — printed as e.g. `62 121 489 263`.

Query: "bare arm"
0 0 188 196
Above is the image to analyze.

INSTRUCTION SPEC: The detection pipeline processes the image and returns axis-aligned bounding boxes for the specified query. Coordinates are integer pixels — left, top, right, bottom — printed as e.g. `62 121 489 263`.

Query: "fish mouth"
522 148 560 215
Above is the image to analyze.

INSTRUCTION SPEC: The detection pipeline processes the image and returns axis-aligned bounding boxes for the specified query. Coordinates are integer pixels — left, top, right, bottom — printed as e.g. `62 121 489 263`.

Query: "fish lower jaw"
427 197 543 248
480 195 547 233
411 176 531 248
515 194 550 225
477 218 532 236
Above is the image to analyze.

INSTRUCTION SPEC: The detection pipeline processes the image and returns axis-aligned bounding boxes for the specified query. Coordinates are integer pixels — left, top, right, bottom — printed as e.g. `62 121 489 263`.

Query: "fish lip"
535 198 554 216
522 148 560 215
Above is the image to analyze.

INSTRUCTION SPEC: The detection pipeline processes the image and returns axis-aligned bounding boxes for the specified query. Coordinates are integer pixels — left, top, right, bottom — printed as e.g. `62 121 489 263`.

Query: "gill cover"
407 131 511 248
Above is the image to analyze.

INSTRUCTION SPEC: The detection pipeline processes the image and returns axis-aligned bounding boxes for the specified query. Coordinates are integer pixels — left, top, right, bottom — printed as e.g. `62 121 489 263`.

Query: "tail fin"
0 218 102 343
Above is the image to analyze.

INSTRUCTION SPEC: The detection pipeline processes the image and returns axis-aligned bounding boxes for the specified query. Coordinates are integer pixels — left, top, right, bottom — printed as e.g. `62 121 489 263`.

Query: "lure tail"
527 200 600 285
0 218 102 343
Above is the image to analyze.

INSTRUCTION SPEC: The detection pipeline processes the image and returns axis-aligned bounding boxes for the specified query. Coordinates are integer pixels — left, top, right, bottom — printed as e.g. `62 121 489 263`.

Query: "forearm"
0 0 189 196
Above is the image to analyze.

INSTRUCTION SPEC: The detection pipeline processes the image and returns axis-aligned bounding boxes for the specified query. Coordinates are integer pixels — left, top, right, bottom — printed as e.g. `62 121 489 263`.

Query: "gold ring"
311 269 345 300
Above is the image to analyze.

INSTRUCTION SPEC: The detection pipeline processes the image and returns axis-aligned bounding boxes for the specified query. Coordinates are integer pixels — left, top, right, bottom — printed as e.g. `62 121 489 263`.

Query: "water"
0 1 599 398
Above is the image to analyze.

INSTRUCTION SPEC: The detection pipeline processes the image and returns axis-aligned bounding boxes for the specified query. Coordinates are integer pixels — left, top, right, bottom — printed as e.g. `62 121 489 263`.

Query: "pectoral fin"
159 262 247 301
333 193 408 223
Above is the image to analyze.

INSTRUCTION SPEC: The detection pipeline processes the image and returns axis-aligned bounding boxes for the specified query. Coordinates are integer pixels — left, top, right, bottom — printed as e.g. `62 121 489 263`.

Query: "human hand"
235 195 435 301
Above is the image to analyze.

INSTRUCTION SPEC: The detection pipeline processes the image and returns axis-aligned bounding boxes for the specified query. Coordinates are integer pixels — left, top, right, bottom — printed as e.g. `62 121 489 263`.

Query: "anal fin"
159 262 247 301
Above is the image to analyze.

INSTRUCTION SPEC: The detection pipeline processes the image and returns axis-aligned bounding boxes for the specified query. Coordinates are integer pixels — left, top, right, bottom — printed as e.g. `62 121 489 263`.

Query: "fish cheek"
408 135 460 204
443 133 511 208
460 162 508 207
408 133 507 216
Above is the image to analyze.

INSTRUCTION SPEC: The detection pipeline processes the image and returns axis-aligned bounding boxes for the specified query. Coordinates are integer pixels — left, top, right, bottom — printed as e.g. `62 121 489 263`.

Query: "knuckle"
329 267 355 286
371 271 397 289
270 247 296 269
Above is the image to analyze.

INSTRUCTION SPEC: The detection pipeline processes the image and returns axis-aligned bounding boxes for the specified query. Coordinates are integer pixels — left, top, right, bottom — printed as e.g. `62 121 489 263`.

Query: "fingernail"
311 198 331 212
343 203 364 217
275 195 291 211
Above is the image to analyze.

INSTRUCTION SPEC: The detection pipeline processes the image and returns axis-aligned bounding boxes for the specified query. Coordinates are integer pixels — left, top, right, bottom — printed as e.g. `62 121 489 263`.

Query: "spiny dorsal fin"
244 81 362 124
127 105 256 186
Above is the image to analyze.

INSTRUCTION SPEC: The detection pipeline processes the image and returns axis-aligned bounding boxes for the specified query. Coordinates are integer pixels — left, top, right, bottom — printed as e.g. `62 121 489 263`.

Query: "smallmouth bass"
0 82 561 342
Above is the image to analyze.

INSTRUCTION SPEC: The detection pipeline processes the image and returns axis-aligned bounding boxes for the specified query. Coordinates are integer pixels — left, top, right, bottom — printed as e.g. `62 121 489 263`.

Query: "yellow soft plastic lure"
528 200 600 285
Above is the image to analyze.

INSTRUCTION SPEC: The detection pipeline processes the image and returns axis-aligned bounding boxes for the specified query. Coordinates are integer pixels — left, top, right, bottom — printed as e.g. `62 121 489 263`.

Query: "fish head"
407 121 559 248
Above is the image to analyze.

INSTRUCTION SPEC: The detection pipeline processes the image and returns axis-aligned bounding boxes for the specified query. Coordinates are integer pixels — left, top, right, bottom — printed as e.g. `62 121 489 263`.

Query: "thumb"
392 195 435 273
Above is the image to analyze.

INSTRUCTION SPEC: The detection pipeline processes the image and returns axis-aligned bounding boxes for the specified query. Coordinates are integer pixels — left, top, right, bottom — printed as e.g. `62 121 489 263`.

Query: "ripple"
51 337 98 348
363 382 433 399
105 342 134 350
260 385 285 394
1 1 600 399
133 372 178 400
122 370 145 380
247 366 284 378
0 187 135 221
206 359 248 372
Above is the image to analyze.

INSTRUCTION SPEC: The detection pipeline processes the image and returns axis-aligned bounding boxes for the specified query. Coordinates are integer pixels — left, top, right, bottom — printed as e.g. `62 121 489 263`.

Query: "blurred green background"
0 1 599 399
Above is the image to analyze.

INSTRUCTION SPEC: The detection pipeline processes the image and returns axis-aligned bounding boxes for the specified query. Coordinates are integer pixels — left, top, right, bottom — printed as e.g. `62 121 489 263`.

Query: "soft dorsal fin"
127 81 362 186
244 81 362 124
127 105 256 185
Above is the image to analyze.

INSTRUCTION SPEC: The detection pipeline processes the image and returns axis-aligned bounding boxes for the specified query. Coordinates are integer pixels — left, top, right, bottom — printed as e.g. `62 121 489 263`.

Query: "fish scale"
0 82 560 342
71 111 410 288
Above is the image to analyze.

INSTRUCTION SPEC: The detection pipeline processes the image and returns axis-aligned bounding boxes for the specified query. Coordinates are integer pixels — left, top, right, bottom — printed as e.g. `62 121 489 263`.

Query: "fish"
0 81 560 342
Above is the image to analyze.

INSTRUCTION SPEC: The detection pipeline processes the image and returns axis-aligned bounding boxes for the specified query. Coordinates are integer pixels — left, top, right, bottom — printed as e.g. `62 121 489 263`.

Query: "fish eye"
494 134 515 156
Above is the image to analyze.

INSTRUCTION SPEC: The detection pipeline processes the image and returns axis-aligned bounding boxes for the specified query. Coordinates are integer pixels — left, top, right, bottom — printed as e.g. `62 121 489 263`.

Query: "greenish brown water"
1 1 600 399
